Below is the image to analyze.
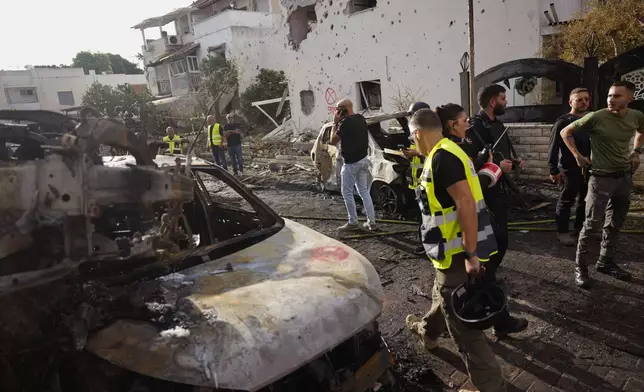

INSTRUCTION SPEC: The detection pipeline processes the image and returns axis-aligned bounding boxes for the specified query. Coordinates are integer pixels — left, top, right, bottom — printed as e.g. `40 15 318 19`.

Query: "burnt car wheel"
371 181 403 215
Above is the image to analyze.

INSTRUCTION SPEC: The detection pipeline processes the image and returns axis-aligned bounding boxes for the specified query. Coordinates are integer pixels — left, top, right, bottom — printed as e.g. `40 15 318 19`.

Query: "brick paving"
253 186 644 392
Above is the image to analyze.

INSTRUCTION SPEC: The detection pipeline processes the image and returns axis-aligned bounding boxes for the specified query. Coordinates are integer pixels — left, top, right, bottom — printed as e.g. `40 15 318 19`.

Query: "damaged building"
134 0 285 113
272 0 588 132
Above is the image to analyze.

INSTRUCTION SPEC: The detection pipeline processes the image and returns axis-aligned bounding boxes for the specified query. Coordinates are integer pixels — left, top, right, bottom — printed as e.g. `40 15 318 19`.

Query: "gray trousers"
420 255 506 392
576 174 632 268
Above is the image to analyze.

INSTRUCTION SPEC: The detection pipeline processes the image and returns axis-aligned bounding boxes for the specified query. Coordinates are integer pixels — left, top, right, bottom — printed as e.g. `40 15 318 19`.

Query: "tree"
199 55 240 120
72 51 144 75
81 82 165 133
73 51 113 74
240 69 289 128
108 53 145 75
388 83 428 112
544 0 644 65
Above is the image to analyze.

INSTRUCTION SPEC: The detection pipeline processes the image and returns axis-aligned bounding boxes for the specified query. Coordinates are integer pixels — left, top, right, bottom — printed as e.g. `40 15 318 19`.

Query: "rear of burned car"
0 110 391 392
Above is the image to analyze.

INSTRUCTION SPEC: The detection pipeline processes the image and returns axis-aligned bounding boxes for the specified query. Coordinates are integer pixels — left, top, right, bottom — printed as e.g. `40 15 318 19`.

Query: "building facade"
0 68 147 112
134 0 283 113
264 0 589 131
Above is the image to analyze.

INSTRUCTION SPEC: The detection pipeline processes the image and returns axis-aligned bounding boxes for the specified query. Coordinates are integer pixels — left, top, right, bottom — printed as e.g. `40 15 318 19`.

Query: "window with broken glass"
187 56 200 73
170 60 188 77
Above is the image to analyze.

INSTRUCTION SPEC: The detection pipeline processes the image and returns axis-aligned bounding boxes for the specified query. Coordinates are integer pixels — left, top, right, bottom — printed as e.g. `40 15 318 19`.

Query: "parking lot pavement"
253 185 644 392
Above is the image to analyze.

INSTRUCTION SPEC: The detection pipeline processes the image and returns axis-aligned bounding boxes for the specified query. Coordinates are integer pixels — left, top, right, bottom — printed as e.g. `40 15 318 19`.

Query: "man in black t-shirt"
330 99 378 233
547 88 591 245
224 113 244 175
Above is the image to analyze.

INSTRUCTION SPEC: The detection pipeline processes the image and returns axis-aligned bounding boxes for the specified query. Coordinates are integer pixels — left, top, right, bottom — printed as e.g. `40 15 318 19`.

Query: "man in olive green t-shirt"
560 81 644 288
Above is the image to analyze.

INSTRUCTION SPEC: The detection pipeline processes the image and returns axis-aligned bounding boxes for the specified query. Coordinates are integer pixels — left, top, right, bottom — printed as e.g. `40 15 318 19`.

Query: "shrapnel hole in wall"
287 4 317 50
300 90 315 115
344 0 377 15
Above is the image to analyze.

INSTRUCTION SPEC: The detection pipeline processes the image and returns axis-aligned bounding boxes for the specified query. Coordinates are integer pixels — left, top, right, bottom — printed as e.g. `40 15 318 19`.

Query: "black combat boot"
575 266 591 289
596 258 632 281
493 314 528 338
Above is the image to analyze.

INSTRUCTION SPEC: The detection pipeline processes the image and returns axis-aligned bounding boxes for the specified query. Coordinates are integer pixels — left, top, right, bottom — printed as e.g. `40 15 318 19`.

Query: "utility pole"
468 0 476 117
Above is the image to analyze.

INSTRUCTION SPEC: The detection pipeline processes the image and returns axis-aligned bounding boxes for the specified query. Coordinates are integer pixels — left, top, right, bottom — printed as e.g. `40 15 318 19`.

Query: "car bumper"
340 342 394 392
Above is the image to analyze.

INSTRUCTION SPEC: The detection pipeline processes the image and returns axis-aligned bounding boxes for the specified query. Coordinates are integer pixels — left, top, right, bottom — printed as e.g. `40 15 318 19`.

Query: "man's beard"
493 105 506 116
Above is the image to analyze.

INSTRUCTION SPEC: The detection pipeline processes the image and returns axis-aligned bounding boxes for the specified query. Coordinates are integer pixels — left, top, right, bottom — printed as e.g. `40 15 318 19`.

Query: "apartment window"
57 91 75 106
187 56 200 73
5 87 38 104
357 80 382 110
170 60 188 77
345 0 377 15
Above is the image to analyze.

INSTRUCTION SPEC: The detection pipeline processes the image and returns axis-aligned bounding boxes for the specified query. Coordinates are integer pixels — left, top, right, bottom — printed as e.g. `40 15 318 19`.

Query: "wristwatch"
464 250 477 260
633 146 643 155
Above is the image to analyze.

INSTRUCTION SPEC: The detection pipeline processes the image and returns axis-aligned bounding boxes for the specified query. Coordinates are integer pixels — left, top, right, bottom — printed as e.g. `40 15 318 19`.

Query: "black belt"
590 170 632 178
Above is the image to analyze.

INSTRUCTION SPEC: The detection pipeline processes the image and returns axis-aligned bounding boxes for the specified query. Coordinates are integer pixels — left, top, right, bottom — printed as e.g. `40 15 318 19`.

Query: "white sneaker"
363 222 380 232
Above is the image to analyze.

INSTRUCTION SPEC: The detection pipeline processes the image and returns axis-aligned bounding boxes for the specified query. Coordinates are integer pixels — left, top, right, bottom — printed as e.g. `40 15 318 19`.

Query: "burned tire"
371 181 404 215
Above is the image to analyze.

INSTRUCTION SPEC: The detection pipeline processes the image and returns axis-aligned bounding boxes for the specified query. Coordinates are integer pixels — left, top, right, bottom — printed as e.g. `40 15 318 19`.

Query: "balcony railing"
144 37 184 54
189 73 202 90
193 10 274 39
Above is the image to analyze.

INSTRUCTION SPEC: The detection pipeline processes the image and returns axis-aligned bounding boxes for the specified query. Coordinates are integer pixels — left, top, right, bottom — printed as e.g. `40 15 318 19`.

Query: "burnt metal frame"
462 41 644 122
471 58 584 123
597 45 644 112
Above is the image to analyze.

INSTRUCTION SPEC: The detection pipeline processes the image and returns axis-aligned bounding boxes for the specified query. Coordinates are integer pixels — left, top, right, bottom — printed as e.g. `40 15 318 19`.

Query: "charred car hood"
87 219 384 391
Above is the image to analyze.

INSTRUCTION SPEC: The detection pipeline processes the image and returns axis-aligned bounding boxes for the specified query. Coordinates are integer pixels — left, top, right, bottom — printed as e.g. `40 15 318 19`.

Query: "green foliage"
198 55 240 119
72 51 143 75
81 82 166 134
543 0 644 65
107 53 144 74
240 69 289 127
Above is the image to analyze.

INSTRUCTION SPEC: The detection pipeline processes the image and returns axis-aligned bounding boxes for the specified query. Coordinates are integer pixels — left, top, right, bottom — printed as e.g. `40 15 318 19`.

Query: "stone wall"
507 124 644 187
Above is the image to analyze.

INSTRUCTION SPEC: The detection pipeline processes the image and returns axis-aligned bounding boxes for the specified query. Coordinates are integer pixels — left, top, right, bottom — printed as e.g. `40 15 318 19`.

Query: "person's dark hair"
408 101 431 115
409 109 442 133
435 103 466 136
569 87 589 97
611 80 636 95
477 84 507 109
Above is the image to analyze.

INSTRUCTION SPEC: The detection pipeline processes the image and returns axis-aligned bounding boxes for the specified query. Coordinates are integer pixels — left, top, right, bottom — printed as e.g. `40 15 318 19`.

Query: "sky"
1 0 183 70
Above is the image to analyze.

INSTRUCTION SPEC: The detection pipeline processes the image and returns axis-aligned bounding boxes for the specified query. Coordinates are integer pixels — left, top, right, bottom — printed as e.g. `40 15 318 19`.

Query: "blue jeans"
228 144 244 174
341 157 376 225
211 146 227 170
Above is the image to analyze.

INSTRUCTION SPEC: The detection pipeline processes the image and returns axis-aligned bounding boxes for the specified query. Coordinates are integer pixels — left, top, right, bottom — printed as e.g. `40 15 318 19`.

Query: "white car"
311 111 414 215
0 109 393 392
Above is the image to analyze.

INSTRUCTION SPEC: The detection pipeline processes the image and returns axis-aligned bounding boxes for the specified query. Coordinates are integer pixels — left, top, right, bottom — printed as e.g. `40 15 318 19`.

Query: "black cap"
408 101 431 115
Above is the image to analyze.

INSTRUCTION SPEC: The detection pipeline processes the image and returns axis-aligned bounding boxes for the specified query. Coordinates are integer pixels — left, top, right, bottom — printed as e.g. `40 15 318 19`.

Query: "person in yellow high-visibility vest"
403 102 431 255
206 115 227 170
403 108 507 392
162 126 183 156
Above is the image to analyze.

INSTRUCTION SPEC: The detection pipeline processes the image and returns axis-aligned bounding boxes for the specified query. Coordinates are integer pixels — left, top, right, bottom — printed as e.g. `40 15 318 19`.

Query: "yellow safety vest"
417 138 498 270
408 143 426 190
162 135 182 156
207 124 222 148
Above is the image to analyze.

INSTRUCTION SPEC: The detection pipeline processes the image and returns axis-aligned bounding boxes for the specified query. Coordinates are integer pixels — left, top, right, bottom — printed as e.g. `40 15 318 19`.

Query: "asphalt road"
243 170 644 392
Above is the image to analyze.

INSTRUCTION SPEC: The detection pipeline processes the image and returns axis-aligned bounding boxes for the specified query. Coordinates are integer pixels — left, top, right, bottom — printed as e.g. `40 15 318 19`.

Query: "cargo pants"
576 172 632 267
418 254 506 392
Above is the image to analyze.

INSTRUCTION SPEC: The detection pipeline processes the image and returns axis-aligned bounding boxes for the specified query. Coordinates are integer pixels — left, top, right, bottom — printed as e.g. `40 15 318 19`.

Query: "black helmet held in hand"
451 279 508 330
408 101 431 115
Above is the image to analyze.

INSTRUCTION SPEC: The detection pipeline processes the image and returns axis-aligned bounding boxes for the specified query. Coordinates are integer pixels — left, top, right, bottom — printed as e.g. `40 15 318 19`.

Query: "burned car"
310 111 413 215
0 110 392 392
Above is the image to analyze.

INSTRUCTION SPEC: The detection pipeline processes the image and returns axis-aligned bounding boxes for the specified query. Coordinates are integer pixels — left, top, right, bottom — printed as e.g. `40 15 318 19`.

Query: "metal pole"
468 0 476 117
